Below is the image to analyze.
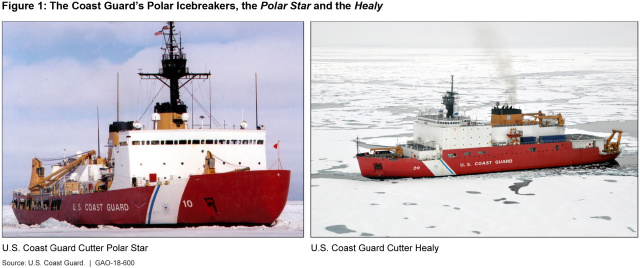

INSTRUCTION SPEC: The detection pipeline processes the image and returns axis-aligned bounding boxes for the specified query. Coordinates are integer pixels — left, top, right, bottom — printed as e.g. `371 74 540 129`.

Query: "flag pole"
277 140 282 169
270 141 282 170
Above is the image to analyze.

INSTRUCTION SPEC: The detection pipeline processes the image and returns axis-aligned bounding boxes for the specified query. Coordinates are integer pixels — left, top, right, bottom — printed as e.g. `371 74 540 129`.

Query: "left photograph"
3 21 303 237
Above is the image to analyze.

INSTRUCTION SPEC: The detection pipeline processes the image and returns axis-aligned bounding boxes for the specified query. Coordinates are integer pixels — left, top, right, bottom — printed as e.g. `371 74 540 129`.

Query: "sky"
2 22 304 204
312 22 638 48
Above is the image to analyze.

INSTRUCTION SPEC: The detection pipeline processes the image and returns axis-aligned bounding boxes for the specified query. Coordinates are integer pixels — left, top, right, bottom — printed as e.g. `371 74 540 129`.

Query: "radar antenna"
138 21 211 129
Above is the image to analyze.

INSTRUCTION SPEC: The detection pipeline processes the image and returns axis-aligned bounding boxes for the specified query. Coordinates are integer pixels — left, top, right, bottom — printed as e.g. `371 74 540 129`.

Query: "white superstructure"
110 128 267 190
411 113 492 150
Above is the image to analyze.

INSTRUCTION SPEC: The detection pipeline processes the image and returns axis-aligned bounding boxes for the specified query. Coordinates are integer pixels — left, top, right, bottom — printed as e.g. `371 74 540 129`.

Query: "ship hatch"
374 163 382 170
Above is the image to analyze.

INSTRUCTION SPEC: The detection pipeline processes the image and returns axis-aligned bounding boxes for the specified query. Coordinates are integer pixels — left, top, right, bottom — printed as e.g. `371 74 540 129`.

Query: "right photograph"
311 22 638 237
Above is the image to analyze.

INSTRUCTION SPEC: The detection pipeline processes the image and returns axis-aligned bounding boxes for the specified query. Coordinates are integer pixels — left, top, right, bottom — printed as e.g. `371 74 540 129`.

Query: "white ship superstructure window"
129 138 265 145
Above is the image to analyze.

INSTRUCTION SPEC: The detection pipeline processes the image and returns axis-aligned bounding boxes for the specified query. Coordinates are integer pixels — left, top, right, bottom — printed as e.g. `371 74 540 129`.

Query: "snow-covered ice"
2 201 302 237
312 176 636 237
311 47 638 237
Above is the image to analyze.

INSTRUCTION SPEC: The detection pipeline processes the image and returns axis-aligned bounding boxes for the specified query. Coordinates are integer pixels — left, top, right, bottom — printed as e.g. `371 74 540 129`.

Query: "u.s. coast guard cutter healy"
11 22 290 226
356 76 622 178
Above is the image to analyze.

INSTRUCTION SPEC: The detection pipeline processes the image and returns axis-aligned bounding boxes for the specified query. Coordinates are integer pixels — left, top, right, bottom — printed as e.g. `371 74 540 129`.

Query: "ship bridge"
408 113 493 159
416 113 486 127
402 76 493 160
110 128 267 191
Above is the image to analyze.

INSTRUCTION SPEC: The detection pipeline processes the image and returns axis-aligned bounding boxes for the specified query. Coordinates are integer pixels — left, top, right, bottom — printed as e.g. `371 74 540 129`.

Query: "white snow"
2 201 302 237
312 47 638 237
312 176 636 237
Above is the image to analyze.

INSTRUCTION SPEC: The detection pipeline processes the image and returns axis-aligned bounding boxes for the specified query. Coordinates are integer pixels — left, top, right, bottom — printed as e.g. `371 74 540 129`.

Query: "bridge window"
206 139 214 144
151 140 160 145
132 141 140 145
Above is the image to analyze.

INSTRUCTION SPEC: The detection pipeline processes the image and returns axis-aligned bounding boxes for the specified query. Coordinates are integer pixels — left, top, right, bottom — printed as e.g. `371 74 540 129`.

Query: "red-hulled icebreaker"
12 22 290 226
356 76 622 178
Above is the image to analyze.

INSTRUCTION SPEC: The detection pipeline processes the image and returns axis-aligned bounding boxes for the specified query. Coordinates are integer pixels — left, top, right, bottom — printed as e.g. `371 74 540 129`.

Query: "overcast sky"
312 22 637 48
2 22 303 204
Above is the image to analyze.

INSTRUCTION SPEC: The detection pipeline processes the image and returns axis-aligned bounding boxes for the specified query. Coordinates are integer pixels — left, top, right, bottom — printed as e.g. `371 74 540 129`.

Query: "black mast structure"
139 21 210 128
442 75 458 118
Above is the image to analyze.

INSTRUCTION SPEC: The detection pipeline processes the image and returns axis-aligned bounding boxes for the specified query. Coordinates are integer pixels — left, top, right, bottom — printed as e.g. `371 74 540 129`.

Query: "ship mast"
442 75 458 118
139 21 211 129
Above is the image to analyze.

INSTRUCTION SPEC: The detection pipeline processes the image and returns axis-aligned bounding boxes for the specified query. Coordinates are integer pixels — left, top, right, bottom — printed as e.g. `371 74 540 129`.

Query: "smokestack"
474 24 518 106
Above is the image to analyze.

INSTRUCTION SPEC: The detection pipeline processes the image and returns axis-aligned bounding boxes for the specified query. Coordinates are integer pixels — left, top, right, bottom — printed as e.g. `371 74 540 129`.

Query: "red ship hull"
12 170 290 226
357 141 619 178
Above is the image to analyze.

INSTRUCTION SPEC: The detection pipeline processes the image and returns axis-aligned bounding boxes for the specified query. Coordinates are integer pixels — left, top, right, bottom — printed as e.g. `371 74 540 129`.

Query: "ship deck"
403 143 436 151
357 133 609 160
565 133 605 141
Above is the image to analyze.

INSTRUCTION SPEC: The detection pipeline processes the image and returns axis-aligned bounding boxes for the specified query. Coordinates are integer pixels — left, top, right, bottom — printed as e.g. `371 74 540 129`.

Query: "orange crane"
29 151 96 195
604 130 623 154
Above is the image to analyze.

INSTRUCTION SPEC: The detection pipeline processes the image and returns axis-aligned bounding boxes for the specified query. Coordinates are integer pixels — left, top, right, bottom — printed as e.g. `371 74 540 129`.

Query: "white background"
2 0 639 267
